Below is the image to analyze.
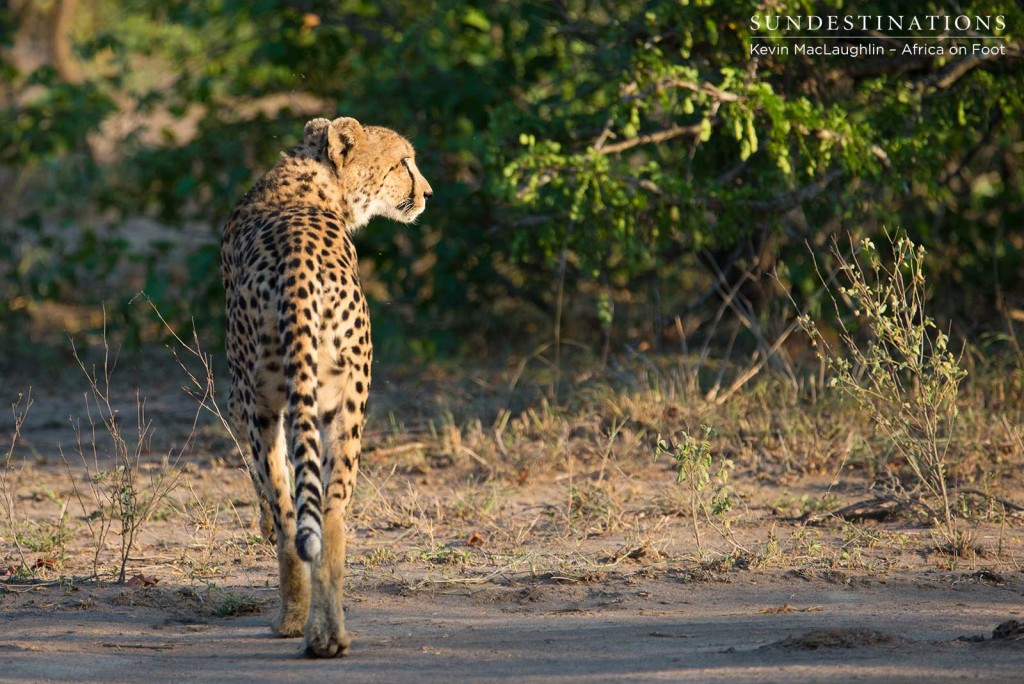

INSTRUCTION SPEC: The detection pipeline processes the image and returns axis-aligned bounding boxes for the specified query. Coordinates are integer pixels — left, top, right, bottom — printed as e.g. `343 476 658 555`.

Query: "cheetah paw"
304 630 351 658
272 613 306 638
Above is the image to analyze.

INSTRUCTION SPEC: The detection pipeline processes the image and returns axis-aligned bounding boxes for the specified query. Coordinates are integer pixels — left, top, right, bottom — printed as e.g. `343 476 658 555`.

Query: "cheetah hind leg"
256 495 277 546
302 414 360 657
229 386 277 546
246 408 310 638
303 508 351 657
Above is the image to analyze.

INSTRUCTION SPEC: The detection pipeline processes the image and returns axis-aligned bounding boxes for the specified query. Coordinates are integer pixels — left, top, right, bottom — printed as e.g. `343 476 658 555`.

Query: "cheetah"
221 116 432 657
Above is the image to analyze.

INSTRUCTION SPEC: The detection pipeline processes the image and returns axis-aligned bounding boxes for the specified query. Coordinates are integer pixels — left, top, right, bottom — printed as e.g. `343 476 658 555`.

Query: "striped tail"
280 260 324 563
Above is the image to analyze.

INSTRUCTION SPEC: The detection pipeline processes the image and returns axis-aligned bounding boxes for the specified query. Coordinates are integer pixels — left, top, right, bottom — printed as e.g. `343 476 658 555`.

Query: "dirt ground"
2 356 1024 682
4 574 1024 682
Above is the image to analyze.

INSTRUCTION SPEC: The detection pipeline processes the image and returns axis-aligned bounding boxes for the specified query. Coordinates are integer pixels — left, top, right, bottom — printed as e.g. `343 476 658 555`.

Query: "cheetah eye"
394 158 417 210
400 158 415 184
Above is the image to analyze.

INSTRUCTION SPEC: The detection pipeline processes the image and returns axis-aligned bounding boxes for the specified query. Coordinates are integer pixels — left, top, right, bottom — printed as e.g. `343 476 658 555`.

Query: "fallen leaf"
515 468 530 486
126 573 159 588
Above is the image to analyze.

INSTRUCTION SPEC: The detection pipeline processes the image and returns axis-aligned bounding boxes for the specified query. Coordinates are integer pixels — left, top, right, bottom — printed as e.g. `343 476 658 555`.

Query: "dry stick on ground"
795 485 953 527
958 489 1024 514
365 442 429 459
789 496 906 525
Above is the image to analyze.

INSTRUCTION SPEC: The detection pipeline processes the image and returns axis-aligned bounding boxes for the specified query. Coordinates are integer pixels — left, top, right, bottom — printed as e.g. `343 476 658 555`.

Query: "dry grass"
2 336 1024 595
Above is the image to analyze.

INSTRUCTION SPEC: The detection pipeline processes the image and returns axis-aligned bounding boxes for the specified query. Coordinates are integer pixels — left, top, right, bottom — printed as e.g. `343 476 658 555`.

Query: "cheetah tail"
281 275 325 563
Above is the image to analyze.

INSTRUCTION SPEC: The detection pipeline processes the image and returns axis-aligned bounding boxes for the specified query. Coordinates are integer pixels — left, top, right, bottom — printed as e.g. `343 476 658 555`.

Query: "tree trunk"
50 0 82 83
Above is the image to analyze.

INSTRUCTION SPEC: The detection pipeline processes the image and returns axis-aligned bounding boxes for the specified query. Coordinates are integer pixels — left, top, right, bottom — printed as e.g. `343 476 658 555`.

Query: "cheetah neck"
243 153 356 227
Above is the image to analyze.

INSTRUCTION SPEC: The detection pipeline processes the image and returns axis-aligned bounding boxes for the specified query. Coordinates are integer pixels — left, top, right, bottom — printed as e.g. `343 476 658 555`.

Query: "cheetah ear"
326 117 365 169
303 117 331 139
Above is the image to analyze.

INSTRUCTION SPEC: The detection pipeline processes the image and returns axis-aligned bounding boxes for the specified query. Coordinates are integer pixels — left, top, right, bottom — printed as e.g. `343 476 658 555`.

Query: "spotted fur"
221 116 431 657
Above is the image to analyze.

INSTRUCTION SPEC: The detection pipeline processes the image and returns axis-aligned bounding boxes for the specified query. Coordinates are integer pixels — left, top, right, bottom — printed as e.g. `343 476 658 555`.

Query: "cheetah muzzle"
221 116 432 657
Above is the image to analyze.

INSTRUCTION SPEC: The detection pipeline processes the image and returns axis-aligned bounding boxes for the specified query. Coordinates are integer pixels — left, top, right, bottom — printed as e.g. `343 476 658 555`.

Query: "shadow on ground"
3 574 1023 683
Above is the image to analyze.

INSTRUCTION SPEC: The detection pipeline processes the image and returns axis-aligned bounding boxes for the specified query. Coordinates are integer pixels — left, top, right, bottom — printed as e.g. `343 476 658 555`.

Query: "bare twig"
596 123 703 155
916 47 1019 91
957 488 1024 513
815 130 890 168
635 169 844 212
593 78 737 152
142 295 247 465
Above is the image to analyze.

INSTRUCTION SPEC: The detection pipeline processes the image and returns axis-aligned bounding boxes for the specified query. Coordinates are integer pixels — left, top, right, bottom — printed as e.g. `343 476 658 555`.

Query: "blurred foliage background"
1 0 1022 367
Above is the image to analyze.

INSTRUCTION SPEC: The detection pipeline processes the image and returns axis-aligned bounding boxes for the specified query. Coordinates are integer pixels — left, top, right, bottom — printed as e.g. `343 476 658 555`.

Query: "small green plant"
362 547 399 567
771 491 838 518
449 482 503 520
798 234 968 553
656 425 734 552
756 535 781 568
419 544 470 567
215 592 263 617
793 528 824 557
567 481 622 533
15 517 73 555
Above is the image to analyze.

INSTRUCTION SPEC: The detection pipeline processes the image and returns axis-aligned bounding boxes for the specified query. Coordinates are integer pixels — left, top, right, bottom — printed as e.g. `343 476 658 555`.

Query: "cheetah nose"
423 190 433 201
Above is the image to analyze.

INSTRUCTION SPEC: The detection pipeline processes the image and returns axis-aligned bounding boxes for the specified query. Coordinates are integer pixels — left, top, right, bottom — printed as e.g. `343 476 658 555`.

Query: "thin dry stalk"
60 434 113 579
704 250 799 386
1 391 32 573
144 297 245 463
140 295 271 551
69 325 185 583
551 222 573 403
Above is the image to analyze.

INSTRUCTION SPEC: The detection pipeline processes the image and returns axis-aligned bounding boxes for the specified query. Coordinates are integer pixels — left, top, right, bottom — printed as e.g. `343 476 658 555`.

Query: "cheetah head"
303 116 432 228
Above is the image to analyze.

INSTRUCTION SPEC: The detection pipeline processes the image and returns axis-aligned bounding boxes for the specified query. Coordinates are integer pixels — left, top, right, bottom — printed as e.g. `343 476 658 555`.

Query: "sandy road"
3 574 1023 683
